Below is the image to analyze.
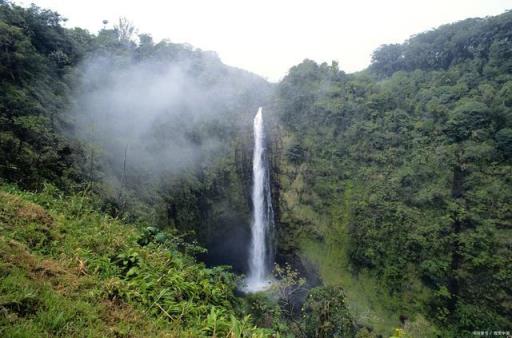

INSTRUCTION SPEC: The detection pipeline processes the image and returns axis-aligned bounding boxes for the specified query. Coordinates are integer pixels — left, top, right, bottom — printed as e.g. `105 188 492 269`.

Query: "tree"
272 263 306 318
496 128 512 158
302 286 356 338
370 44 404 77
445 100 490 142
115 17 136 45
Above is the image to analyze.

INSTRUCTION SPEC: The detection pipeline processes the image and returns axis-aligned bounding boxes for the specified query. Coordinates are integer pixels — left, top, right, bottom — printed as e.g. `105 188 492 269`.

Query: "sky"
14 0 512 82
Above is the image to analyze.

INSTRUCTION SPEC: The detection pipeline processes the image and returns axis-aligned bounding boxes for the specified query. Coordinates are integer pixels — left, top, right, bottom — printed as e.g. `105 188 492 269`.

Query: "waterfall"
245 107 274 293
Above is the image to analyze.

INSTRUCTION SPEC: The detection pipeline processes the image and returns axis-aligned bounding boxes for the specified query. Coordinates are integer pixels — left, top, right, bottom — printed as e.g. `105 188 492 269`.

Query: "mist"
73 50 268 177
69 41 271 193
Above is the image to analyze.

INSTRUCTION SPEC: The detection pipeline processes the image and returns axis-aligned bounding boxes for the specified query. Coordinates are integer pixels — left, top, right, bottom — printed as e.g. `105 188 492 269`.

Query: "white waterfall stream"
244 107 274 292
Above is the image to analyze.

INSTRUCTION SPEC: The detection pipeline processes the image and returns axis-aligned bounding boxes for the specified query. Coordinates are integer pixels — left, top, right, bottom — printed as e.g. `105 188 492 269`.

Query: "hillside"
0 184 273 337
274 10 512 336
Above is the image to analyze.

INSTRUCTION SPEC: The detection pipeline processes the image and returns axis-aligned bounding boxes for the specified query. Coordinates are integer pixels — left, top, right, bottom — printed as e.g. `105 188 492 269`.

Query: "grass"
0 184 270 337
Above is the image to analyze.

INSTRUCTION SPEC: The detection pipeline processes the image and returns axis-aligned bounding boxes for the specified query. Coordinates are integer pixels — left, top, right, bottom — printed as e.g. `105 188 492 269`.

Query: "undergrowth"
0 184 271 337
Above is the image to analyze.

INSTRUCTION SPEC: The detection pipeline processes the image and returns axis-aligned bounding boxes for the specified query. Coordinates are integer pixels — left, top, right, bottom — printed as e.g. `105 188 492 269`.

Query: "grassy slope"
0 184 269 337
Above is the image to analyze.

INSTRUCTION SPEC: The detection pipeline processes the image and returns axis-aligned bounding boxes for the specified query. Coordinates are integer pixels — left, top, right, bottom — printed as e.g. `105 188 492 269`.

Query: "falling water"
245 107 274 293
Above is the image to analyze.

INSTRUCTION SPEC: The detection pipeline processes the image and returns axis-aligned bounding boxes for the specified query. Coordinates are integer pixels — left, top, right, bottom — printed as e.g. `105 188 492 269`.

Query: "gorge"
0 2 511 337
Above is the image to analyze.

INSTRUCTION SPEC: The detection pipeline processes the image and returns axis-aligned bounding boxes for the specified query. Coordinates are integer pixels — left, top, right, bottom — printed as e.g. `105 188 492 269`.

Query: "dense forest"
0 1 511 337
275 10 512 336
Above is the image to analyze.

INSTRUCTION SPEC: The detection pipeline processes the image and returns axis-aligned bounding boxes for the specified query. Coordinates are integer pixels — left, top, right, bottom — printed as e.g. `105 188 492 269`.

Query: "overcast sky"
14 0 512 81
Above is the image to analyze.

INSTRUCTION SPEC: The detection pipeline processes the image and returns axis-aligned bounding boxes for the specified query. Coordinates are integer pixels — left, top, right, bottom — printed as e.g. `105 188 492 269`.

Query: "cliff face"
195 128 255 273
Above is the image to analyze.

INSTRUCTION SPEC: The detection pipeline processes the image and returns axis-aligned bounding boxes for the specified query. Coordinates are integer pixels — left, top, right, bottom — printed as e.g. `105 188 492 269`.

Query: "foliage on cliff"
275 10 512 337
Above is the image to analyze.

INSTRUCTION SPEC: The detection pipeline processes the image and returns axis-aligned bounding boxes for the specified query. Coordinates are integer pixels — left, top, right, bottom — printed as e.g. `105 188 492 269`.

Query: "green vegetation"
0 184 271 337
1 0 511 336
0 0 270 271
275 10 512 337
0 3 89 189
302 286 356 338
0 184 359 337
